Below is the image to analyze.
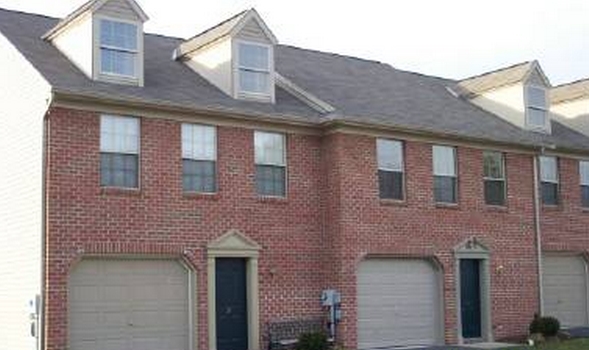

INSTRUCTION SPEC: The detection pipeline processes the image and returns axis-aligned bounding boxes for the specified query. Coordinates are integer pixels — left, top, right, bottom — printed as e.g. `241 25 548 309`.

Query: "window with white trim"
483 151 506 206
255 131 285 196
526 86 547 128
100 115 139 188
433 145 457 203
580 160 589 208
100 19 138 77
377 139 404 200
539 156 559 205
182 124 217 193
238 42 270 95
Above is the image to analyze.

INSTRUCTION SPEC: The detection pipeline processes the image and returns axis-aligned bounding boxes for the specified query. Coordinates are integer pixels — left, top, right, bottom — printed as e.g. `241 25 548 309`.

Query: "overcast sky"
0 0 587 85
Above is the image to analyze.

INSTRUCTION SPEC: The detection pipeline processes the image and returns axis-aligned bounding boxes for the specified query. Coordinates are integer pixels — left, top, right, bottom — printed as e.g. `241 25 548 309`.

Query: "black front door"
460 259 482 339
216 258 248 350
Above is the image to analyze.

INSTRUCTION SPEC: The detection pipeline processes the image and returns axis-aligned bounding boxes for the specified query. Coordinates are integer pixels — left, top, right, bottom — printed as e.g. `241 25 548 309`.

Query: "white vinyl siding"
433 145 457 203
181 124 217 193
254 131 286 197
100 115 140 188
377 139 404 200
539 156 559 205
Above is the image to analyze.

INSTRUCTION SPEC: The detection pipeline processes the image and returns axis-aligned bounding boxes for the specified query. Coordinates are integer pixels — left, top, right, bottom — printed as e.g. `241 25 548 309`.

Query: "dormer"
43 0 148 86
457 61 553 134
174 9 278 103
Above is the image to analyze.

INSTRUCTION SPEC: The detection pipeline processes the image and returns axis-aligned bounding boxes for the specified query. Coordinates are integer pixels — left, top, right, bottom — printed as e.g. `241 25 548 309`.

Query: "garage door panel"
542 256 588 328
69 259 191 350
357 259 440 349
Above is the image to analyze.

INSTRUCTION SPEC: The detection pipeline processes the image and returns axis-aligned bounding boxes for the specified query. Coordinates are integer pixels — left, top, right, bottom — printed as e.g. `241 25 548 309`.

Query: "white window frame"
100 114 140 189
580 160 589 207
181 123 217 194
432 145 458 204
482 150 507 206
539 155 559 205
94 15 144 85
525 85 549 131
254 130 287 197
233 39 275 102
376 139 405 200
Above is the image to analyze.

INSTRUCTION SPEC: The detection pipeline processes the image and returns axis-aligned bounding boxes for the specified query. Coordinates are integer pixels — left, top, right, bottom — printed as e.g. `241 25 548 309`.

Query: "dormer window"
526 85 548 129
99 19 139 78
236 41 272 97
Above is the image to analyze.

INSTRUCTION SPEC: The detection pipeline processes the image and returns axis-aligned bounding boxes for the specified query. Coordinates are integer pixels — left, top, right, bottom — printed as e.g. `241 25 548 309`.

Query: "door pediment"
208 230 261 258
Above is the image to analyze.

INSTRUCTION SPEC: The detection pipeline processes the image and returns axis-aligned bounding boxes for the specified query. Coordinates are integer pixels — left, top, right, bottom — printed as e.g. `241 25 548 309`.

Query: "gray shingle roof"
551 79 589 104
1 8 589 153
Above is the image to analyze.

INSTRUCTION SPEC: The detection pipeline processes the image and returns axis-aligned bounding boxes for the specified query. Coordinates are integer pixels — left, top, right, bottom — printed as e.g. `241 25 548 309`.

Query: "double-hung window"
238 42 271 95
255 131 286 197
100 115 139 188
526 86 548 129
580 161 589 208
483 151 506 206
100 19 138 77
182 124 217 193
433 145 457 203
539 156 559 205
377 139 404 200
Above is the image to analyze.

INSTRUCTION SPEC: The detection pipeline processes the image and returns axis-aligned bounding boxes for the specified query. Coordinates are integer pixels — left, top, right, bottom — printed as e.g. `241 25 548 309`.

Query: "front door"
216 258 248 350
460 259 482 339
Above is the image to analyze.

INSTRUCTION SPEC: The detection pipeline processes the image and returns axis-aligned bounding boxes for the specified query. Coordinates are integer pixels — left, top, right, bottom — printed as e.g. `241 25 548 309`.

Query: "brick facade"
45 107 588 350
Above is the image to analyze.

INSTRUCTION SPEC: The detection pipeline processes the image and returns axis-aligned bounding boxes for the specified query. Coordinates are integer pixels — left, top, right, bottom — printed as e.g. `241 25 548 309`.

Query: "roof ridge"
278 44 386 66
458 61 533 82
0 6 60 20
553 77 589 89
182 8 249 44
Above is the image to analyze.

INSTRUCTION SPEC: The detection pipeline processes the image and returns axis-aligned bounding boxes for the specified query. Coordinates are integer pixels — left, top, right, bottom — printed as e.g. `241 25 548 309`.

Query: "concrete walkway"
400 343 521 350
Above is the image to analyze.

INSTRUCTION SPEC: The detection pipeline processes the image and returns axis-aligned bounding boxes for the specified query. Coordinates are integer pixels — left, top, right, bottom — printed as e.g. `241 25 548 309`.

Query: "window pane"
100 115 139 153
101 49 136 76
255 131 285 165
433 145 456 176
183 160 216 193
580 161 589 186
434 176 457 203
100 20 137 50
377 139 403 171
483 151 504 179
527 86 546 108
378 170 404 200
539 156 557 182
101 153 138 188
239 70 269 94
582 185 589 208
182 124 216 160
484 180 505 206
541 182 558 205
238 43 269 70
256 165 285 196
528 108 546 127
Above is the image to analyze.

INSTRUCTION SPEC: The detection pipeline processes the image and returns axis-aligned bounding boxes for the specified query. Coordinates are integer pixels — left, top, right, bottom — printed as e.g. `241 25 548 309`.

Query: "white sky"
0 0 587 85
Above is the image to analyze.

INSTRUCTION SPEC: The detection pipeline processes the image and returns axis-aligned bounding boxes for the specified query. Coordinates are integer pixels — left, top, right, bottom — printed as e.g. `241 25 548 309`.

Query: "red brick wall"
46 107 586 350
45 108 326 350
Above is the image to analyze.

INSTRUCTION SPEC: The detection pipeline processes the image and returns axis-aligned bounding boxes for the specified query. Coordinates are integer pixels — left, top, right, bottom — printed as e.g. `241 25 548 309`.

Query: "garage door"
69 259 191 350
542 255 588 327
357 259 441 349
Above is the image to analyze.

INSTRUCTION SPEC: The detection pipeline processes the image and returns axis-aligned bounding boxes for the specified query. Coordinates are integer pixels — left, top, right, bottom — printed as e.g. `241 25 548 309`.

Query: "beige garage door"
69 259 191 350
543 255 589 327
357 259 442 349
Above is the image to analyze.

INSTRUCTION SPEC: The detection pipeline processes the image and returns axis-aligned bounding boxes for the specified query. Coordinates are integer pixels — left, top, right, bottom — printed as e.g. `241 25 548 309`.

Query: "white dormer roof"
174 9 277 60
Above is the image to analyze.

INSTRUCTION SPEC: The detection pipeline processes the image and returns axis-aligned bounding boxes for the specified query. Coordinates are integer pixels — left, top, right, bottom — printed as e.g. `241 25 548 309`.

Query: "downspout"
533 154 543 315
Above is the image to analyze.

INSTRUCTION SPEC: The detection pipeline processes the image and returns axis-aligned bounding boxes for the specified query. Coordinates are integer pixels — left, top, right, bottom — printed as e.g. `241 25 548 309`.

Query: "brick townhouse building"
1 1 589 350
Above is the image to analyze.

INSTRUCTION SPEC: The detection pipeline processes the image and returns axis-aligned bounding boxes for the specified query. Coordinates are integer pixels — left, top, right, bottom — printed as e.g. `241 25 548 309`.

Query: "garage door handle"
128 322 134 327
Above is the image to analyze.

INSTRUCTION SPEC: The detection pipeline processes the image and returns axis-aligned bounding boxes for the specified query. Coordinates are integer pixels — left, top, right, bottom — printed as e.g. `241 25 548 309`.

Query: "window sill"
257 196 288 204
435 202 460 209
485 205 508 212
100 187 141 196
183 192 219 201
541 204 562 212
379 199 407 207
582 207 589 213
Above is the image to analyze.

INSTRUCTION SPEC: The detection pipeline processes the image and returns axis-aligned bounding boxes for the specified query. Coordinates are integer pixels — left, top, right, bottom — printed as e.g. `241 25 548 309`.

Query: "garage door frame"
67 255 197 350
356 256 445 349
454 238 492 345
542 252 589 328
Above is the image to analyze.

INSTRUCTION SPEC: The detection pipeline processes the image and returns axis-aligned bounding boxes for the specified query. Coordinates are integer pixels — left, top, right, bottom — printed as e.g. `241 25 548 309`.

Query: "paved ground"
404 343 521 350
